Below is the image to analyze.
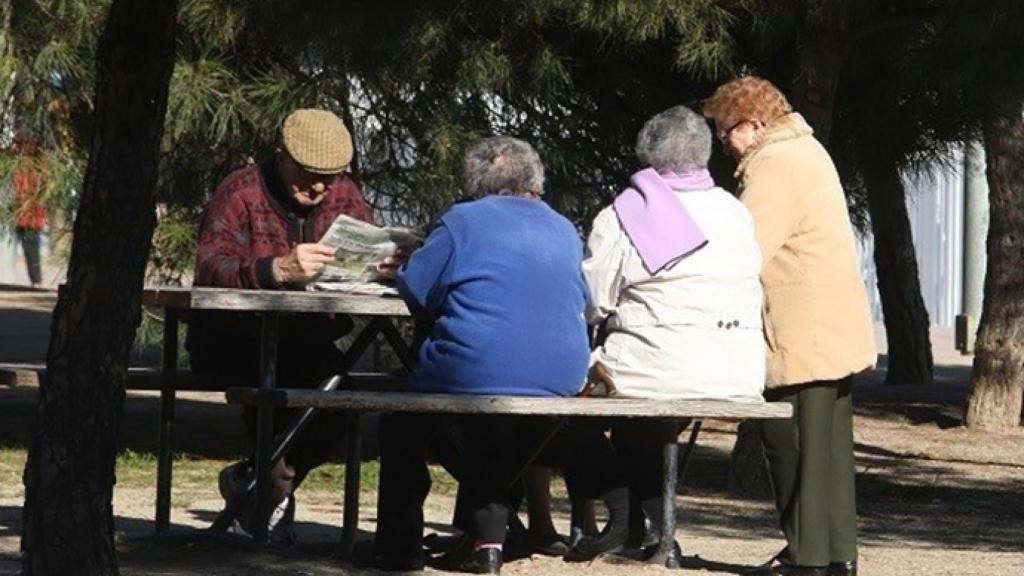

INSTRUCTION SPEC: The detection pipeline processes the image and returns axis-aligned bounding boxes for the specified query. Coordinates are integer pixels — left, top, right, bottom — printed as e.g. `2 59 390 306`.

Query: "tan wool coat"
737 113 876 389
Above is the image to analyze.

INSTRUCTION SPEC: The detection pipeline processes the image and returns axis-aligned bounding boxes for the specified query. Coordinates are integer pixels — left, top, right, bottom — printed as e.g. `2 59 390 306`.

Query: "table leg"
378 319 415 370
338 411 363 559
651 420 681 569
212 318 385 536
254 312 279 543
155 308 178 534
678 420 703 484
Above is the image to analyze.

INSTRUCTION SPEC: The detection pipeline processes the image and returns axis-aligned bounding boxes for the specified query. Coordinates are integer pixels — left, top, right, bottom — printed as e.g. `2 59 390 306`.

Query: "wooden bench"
226 387 792 568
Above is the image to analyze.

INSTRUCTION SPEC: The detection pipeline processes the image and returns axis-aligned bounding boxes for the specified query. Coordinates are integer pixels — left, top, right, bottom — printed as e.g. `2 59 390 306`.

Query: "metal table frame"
142 286 412 541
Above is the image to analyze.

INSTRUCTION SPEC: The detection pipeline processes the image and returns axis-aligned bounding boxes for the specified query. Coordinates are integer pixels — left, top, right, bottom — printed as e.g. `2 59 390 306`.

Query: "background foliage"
1 0 1022 282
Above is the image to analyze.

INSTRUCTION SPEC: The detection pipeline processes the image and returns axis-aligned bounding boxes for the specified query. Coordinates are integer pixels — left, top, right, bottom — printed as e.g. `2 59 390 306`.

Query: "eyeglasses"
717 119 751 143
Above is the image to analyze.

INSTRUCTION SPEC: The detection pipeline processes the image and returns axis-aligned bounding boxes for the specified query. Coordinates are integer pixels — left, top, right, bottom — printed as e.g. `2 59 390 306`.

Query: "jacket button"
717 321 724 328
733 320 740 328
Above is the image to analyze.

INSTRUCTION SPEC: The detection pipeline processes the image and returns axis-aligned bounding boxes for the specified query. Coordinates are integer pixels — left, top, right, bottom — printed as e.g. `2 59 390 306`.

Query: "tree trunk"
965 106 1024 430
728 420 772 499
862 153 934 385
788 0 853 145
20 1 178 574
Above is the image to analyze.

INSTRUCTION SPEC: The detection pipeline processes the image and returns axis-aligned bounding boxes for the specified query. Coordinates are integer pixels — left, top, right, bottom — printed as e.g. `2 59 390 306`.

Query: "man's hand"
272 243 336 285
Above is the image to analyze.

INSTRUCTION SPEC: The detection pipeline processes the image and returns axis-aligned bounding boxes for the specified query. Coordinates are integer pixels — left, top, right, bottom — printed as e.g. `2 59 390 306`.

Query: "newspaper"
310 214 422 294
309 280 401 296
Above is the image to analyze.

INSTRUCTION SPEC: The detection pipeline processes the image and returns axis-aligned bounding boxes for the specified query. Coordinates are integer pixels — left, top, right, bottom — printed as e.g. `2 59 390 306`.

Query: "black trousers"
193 340 348 499
16 228 42 285
373 413 620 563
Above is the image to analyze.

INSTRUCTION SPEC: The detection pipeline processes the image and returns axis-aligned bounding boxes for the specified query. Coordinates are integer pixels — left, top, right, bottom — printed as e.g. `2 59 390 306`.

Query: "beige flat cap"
281 109 353 174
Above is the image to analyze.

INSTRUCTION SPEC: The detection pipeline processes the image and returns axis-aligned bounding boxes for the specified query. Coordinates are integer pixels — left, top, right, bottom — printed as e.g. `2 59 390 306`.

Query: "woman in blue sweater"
371 137 626 574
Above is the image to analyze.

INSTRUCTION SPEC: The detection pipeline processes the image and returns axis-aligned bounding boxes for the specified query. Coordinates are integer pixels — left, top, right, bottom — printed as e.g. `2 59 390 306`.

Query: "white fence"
859 151 966 327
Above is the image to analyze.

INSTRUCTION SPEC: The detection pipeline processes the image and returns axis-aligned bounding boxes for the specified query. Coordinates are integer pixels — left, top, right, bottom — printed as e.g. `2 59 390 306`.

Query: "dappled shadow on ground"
855 358 973 429
540 425 1023 561
0 386 251 460
3 355 1021 574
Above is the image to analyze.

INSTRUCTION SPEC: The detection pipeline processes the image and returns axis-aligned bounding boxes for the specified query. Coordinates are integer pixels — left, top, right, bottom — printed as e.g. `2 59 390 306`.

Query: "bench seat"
225 386 791 568
226 388 793 419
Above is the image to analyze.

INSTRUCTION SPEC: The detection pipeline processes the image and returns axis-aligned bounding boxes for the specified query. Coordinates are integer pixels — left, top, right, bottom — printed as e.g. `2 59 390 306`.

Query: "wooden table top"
141 286 411 317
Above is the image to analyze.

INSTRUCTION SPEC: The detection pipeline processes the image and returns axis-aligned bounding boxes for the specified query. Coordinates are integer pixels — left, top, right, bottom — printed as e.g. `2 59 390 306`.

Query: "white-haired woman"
571 105 766 559
372 137 624 575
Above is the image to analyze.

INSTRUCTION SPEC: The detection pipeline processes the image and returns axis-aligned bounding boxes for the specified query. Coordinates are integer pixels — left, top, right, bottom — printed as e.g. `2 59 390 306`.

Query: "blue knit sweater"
397 195 589 396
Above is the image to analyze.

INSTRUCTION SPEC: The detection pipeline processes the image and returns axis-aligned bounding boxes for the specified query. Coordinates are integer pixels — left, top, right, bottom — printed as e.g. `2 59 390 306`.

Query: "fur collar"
735 113 815 178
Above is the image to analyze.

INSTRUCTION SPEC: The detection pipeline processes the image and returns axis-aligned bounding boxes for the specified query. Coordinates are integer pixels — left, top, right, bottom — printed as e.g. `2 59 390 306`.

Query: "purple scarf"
612 167 713 274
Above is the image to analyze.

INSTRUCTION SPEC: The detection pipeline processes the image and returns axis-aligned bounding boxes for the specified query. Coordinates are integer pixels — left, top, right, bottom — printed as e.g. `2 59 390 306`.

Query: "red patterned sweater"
194 160 371 289
187 160 371 380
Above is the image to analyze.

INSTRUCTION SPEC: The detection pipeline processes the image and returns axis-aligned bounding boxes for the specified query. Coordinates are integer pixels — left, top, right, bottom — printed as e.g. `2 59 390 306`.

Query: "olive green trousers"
760 378 857 567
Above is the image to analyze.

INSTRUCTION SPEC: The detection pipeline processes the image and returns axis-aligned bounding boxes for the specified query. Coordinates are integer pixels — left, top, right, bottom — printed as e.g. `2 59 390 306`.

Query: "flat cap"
281 109 353 174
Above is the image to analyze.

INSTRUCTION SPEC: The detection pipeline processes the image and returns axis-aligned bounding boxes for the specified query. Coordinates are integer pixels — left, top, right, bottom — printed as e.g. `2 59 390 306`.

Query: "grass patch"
0 446 26 498
0 446 455 503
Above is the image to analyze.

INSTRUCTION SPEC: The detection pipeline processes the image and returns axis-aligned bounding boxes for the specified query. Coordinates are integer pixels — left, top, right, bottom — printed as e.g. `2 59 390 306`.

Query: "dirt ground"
0 288 1022 575
1 369 1021 575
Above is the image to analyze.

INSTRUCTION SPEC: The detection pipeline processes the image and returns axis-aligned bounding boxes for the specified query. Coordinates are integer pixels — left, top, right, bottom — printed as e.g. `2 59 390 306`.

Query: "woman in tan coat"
703 77 875 576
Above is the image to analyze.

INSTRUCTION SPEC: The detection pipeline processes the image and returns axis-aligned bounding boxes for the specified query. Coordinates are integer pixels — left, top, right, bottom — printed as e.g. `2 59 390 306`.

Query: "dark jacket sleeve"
194 185 279 289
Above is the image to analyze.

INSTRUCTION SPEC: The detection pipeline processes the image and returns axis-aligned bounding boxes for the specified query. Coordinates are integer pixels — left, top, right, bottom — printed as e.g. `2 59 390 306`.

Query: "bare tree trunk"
862 153 934 385
728 420 772 499
788 0 853 145
965 106 1024 430
20 1 178 574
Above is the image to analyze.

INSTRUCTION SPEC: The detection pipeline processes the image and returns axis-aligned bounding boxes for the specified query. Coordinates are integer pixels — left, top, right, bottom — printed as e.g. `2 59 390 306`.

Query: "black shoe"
528 531 569 556
456 548 502 574
613 538 682 567
638 514 660 548
433 537 503 574
567 486 630 560
827 560 857 576
423 532 463 555
565 523 628 560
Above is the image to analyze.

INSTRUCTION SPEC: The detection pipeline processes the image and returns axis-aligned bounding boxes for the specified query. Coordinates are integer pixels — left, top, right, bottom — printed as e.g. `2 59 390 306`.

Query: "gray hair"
635 105 712 172
462 136 545 198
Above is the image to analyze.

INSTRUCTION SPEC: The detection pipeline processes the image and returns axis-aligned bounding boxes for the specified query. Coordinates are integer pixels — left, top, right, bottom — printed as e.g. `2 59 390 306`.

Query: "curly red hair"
702 76 792 131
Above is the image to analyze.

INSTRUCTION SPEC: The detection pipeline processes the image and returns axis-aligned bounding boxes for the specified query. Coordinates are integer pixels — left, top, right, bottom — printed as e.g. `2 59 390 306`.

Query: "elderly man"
186 108 371 542
369 137 625 575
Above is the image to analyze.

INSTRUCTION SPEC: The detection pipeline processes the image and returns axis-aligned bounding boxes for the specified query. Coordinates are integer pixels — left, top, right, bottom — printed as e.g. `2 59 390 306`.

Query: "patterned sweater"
194 160 371 289
187 160 371 379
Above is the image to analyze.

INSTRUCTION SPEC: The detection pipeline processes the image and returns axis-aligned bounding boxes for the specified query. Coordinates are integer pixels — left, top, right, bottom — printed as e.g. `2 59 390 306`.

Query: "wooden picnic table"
143 285 793 568
141 286 412 542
